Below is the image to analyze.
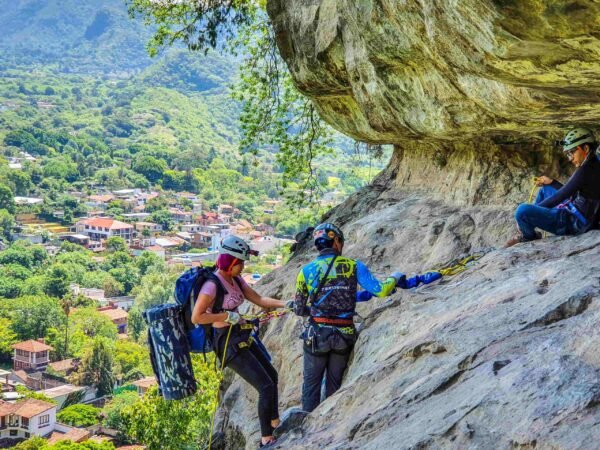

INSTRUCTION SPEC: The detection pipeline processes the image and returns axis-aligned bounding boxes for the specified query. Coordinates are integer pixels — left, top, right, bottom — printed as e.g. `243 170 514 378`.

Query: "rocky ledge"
215 181 600 449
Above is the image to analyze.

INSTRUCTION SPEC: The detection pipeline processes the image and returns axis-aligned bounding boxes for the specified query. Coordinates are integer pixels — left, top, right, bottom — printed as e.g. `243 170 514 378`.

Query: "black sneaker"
259 438 277 448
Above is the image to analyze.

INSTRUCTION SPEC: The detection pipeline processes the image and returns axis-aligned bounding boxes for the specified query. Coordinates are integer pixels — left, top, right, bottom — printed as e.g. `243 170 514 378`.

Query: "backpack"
174 265 240 354
143 266 242 401
144 303 196 400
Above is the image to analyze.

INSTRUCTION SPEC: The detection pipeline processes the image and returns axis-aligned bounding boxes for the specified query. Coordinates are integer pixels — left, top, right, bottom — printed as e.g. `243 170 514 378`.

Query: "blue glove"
418 272 442 285
398 272 443 289
397 275 418 289
356 290 374 302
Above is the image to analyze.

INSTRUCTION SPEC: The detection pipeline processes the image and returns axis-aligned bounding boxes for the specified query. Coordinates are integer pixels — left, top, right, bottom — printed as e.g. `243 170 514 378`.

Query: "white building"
75 217 133 243
0 398 56 440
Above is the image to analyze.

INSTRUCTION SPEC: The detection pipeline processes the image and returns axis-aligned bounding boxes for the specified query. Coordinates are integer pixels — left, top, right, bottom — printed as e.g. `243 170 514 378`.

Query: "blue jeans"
515 186 575 240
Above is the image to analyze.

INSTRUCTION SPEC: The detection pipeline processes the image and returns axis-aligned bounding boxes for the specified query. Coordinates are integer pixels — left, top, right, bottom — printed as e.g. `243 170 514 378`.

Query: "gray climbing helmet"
220 235 258 260
561 128 595 152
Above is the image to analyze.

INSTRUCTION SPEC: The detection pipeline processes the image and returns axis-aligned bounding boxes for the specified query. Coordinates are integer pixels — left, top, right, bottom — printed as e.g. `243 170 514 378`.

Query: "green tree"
130 1 336 206
0 295 66 341
0 183 15 213
135 251 165 276
44 264 73 298
128 308 146 343
15 436 116 449
0 317 17 359
149 209 173 232
7 170 32 196
114 340 151 378
108 265 140 295
79 337 116 397
132 155 167 183
121 381 215 450
0 209 14 241
102 390 139 434
106 236 128 253
57 404 100 427
49 308 118 358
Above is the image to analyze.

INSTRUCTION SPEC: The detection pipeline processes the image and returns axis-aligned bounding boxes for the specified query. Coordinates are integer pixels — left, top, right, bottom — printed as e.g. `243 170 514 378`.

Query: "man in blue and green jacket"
292 223 441 412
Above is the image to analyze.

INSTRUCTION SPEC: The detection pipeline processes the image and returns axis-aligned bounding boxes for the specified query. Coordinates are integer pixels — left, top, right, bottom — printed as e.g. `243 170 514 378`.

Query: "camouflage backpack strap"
308 255 337 309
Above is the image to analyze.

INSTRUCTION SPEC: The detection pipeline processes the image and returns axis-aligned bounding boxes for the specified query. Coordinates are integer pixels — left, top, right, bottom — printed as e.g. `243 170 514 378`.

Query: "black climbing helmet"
313 223 344 248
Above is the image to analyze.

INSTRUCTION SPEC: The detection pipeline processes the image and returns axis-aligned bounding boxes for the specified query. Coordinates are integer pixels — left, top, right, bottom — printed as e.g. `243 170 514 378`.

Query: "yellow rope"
528 177 540 204
241 308 292 322
207 324 233 450
437 252 486 277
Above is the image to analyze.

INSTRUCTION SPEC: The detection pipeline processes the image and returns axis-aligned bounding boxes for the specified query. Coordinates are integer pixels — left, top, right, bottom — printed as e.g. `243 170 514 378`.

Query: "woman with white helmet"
191 235 286 448
506 127 600 247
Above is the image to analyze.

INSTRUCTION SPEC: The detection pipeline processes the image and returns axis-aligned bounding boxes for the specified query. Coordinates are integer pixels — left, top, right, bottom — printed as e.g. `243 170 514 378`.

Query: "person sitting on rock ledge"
506 127 600 248
291 223 441 412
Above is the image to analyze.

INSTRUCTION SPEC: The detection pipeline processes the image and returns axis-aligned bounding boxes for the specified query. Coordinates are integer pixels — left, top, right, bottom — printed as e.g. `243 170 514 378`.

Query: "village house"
0 398 56 441
39 385 91 411
71 284 105 302
154 236 186 250
97 305 128 335
191 232 213 249
255 223 275 235
130 244 165 259
195 211 220 226
46 359 79 380
217 204 234 215
180 223 202 233
59 234 103 252
9 370 63 392
75 217 133 243
121 213 151 222
12 340 52 371
168 208 193 224
134 222 163 234
86 194 115 211
132 377 157 396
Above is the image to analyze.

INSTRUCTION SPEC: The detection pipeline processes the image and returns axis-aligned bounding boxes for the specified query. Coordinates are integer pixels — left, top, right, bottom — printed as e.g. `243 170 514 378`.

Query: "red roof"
79 217 133 230
12 339 53 352
0 398 55 418
47 428 90 444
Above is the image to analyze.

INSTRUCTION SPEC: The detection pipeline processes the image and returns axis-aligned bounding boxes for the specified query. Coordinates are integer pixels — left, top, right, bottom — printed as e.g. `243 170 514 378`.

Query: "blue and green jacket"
294 248 397 319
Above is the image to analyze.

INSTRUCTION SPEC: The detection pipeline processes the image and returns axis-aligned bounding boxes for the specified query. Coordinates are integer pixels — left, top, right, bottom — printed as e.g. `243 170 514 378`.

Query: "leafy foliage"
57 404 101 427
120 355 220 450
75 337 116 397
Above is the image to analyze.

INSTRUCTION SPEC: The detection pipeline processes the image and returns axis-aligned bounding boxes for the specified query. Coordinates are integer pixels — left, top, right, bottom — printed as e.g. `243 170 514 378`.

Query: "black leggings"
225 341 279 437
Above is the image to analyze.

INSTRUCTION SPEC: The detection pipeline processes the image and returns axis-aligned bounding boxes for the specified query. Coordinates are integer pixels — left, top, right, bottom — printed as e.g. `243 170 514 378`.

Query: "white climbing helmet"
220 235 258 261
561 127 595 152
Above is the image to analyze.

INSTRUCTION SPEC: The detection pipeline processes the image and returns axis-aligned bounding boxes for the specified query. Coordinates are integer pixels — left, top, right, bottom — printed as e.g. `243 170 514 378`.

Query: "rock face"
216 182 600 449
213 2 600 448
267 0 600 144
